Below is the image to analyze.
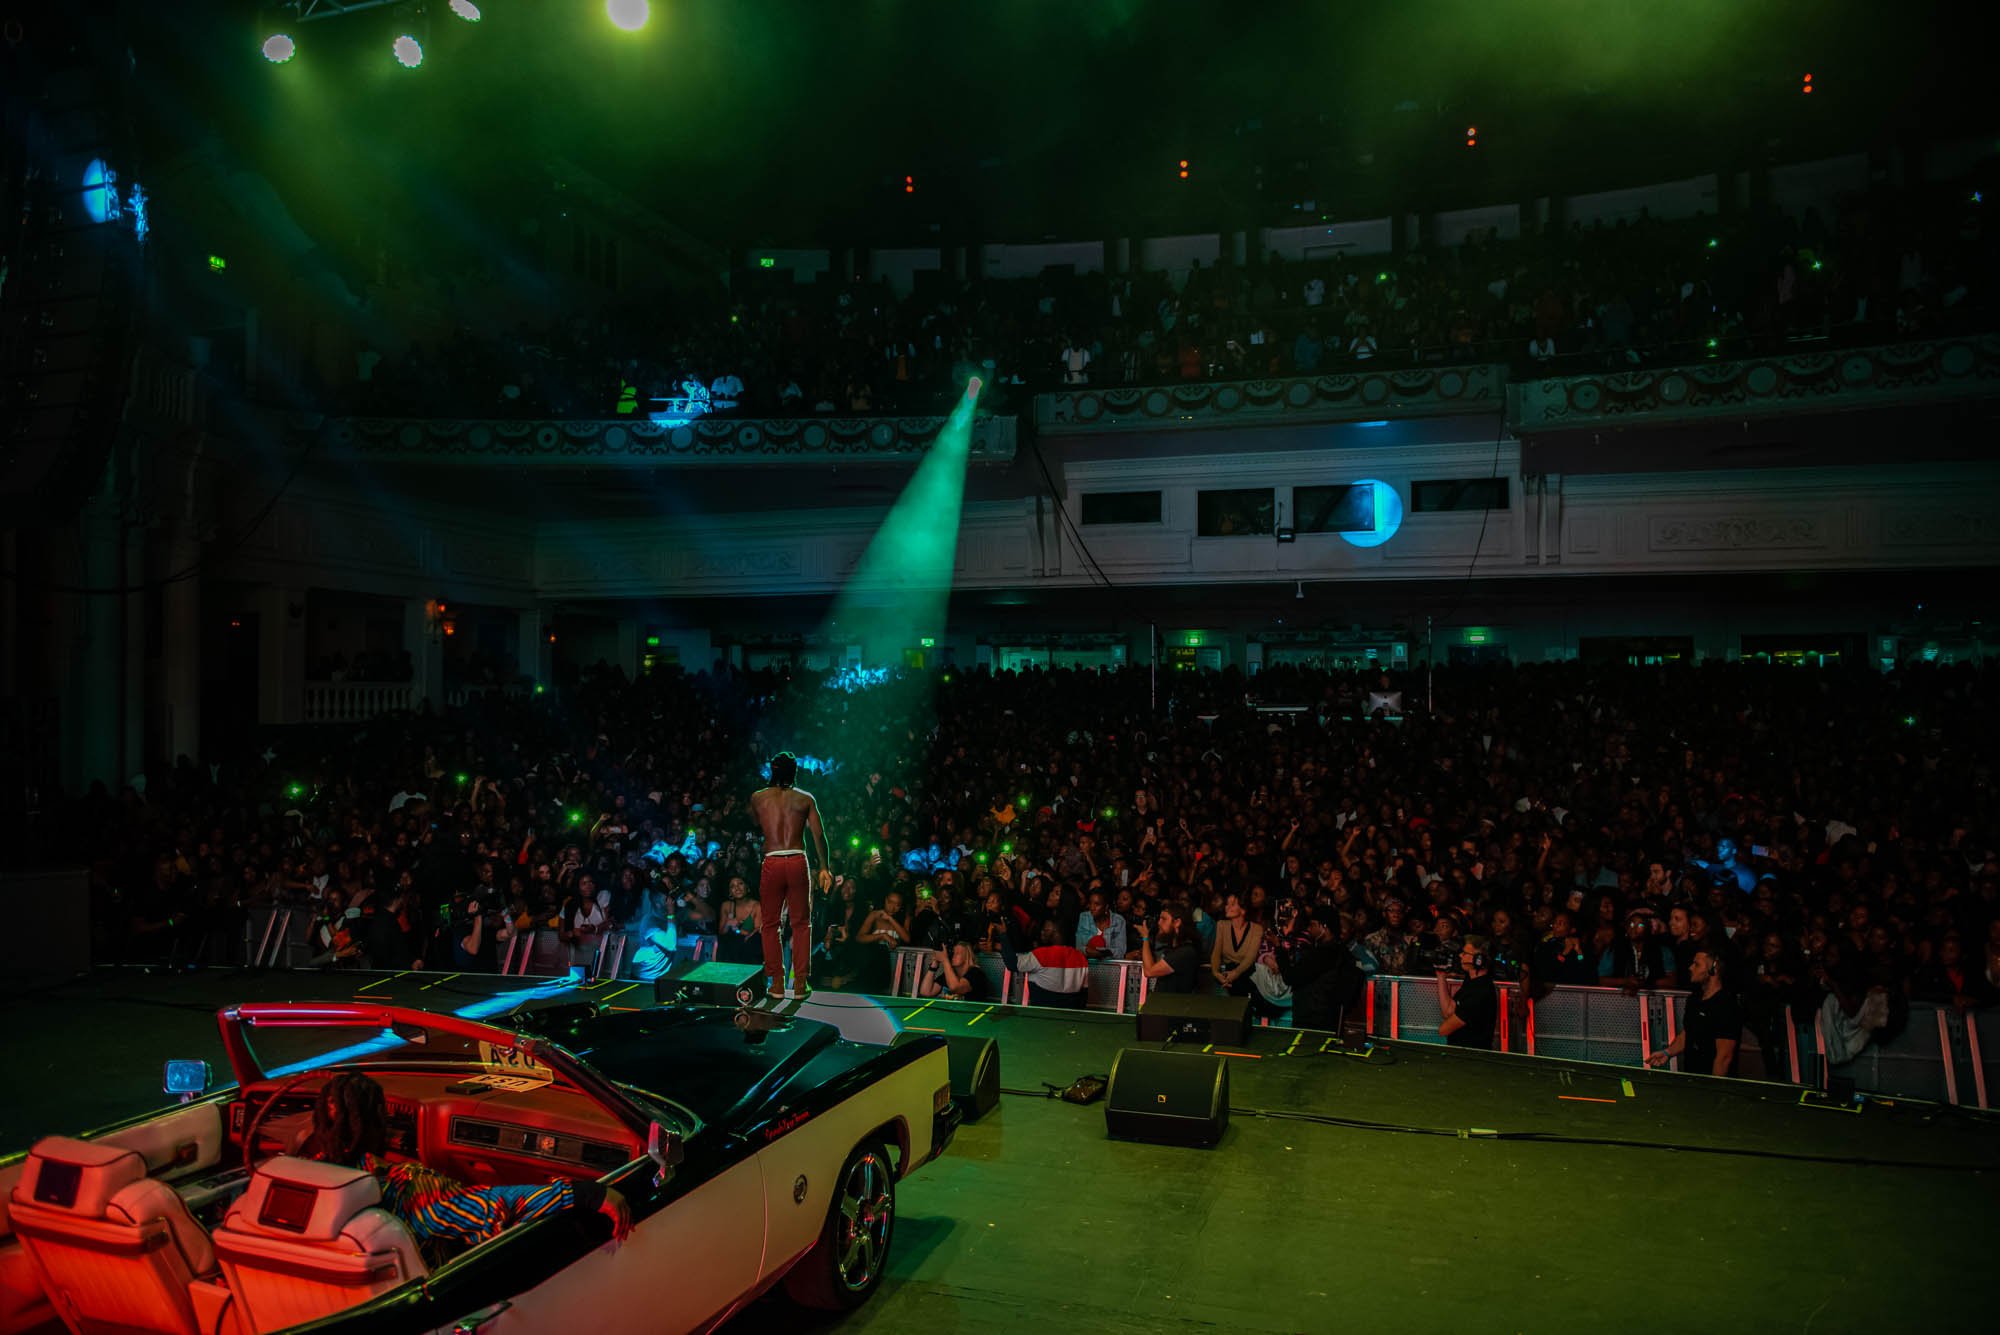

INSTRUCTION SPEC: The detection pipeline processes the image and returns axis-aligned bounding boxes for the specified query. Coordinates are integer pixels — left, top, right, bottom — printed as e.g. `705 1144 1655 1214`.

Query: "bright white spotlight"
449 0 481 19
392 33 423 67
261 33 296 63
607 0 650 31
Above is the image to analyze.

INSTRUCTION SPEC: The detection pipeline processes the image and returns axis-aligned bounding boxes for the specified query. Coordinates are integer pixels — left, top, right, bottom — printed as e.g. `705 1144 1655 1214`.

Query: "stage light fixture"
393 33 423 66
450 0 482 19
608 0 649 31
1178 158 1189 179
262 33 296 63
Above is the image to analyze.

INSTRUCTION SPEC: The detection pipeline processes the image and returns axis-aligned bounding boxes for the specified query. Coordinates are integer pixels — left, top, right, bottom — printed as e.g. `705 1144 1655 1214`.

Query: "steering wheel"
242 1072 320 1174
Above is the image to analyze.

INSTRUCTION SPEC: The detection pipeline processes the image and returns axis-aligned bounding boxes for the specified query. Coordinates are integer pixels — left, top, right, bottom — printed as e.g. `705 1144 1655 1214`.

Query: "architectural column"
160 521 202 763
615 617 640 682
403 598 444 713
66 495 125 791
121 512 144 775
517 606 552 689
258 585 306 725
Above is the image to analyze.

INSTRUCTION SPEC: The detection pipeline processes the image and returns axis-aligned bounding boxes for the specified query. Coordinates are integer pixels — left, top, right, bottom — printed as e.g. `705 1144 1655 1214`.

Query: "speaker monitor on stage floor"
1104 1048 1229 1148
894 1031 1000 1122
656 961 767 1007
1134 991 1251 1046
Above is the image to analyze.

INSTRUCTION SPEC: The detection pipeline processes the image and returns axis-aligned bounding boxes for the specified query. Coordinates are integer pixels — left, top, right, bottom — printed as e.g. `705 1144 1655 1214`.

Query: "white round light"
607 0 650 32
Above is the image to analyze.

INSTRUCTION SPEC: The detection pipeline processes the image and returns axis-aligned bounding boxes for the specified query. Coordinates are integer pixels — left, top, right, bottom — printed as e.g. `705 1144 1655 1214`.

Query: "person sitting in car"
301 1071 631 1250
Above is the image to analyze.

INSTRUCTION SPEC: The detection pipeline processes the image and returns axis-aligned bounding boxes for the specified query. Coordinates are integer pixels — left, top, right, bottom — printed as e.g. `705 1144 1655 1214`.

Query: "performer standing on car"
751 752 832 999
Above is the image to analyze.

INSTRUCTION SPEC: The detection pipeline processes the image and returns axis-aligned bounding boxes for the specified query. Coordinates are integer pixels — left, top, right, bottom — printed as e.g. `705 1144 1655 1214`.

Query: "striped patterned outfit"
360 1153 579 1246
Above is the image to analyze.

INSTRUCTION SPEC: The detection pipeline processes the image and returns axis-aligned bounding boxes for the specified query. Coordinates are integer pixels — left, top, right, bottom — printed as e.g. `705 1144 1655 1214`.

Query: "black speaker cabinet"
1104 1048 1230 1147
894 1031 1001 1122
1135 991 1251 1046
656 961 767 1006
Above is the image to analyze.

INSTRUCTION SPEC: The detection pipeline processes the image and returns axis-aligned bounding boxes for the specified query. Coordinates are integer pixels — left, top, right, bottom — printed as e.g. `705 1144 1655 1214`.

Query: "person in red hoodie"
1002 919 1090 1008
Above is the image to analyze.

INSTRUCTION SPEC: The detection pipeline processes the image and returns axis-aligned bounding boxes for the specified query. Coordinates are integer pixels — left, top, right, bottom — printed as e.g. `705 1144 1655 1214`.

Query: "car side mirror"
163 1059 212 1103
645 1121 683 1185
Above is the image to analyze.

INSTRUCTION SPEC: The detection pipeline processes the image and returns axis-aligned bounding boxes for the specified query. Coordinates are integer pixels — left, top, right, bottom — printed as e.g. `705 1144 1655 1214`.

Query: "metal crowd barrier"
888 946 1150 1011
229 909 1992 1108
1362 974 1991 1107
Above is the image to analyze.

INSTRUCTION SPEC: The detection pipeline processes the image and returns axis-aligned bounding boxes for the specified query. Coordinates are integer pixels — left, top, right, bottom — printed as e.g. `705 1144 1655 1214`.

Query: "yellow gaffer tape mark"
599 983 639 1002
966 1005 997 1027
355 971 409 994
906 1000 937 1020
1621 1079 1635 1097
419 973 461 990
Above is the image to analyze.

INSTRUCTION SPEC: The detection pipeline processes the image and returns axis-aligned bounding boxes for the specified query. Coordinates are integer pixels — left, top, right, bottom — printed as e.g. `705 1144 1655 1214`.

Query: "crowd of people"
338 176 1992 423
69 656 2000 1079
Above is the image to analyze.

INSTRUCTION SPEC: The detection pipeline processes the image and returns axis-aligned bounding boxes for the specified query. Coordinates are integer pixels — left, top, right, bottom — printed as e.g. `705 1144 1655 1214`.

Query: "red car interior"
4 1070 639 1335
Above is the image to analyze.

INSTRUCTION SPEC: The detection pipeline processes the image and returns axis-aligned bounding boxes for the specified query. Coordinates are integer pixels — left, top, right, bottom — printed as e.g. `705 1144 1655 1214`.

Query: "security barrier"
888 946 1148 1011
232 913 1992 1109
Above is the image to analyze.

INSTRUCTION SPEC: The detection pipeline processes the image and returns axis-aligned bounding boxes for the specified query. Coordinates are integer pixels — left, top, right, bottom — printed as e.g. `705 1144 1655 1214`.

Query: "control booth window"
1295 484 1375 533
1080 490 1163 526
1197 488 1273 537
1411 478 1509 513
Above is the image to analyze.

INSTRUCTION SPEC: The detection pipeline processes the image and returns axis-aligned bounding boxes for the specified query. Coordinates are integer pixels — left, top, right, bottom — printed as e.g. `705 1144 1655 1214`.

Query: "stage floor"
5 967 1996 1334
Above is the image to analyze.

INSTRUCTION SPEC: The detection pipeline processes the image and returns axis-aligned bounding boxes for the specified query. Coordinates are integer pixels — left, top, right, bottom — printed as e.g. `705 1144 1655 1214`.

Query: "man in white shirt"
1061 341 1092 384
1303 276 1325 308
709 372 743 412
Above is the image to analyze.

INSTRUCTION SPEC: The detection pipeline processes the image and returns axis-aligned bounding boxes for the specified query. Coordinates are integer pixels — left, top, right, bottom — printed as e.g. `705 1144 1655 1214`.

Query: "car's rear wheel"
783 1142 896 1311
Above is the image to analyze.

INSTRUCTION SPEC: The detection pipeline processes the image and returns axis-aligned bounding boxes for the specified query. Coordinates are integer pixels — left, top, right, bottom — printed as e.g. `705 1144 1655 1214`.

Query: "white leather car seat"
8 1135 216 1335
211 1157 425 1335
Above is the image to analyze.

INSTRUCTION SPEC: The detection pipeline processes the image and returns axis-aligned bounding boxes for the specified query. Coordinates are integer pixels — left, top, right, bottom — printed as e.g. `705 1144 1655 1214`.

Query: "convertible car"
0 997 958 1335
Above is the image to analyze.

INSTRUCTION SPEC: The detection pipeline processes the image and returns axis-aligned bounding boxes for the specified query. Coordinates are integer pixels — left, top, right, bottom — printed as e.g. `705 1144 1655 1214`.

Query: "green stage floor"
5 967 1996 1334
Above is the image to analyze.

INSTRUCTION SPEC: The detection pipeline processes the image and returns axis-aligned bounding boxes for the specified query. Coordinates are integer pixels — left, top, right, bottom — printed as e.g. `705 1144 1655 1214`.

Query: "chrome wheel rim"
835 1152 893 1290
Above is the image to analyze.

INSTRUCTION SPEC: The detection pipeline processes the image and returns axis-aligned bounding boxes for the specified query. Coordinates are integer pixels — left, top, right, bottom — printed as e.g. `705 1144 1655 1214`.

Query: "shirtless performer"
750 751 832 998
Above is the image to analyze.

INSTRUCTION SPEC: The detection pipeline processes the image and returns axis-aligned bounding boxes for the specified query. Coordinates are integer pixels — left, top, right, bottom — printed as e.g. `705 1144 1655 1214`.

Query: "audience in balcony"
329 175 1991 422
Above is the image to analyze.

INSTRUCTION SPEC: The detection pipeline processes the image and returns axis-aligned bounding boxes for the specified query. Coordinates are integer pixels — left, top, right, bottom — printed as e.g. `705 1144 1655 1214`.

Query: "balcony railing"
302 681 414 724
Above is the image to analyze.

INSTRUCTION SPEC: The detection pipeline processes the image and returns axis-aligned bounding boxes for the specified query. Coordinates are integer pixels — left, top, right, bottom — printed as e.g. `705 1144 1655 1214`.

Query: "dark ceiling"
107 0 1988 251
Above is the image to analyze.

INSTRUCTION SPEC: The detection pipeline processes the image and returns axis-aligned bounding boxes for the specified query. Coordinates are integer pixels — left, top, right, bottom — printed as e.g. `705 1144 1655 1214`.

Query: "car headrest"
13 1137 148 1218
225 1158 382 1243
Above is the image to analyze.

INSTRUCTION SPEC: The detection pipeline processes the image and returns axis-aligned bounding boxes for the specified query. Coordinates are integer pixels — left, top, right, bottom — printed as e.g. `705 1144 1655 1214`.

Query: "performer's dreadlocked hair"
300 1071 389 1167
769 751 798 788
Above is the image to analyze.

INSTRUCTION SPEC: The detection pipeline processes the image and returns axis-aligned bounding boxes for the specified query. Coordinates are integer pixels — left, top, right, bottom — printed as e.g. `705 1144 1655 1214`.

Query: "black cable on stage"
1430 415 1509 631
1228 1105 1999 1172
1023 428 1112 588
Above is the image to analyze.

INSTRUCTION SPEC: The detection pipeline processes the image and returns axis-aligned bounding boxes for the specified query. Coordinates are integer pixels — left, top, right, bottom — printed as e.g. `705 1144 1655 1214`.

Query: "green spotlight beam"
824 381 980 661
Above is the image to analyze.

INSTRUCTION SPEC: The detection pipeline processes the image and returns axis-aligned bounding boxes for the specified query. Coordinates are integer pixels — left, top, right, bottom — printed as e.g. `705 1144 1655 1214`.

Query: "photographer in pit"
1268 904 1365 1033
1434 934 1498 1049
917 937 991 1001
1136 900 1202 993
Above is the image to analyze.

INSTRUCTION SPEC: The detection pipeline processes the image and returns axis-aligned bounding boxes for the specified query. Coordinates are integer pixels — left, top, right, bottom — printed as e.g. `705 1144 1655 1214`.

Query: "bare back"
752 785 824 857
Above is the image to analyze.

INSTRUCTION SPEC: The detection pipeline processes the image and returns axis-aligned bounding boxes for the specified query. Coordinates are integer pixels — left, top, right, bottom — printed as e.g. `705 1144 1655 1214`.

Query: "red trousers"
758 856 811 989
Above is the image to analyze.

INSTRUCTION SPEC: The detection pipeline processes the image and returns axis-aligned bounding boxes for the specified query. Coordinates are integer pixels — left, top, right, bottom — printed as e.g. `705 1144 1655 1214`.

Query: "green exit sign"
920 637 935 648
759 257 776 268
1184 632 1205 647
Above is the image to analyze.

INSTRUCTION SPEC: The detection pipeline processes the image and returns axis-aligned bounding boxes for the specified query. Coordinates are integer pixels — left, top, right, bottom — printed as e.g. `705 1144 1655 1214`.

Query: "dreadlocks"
300 1070 389 1168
